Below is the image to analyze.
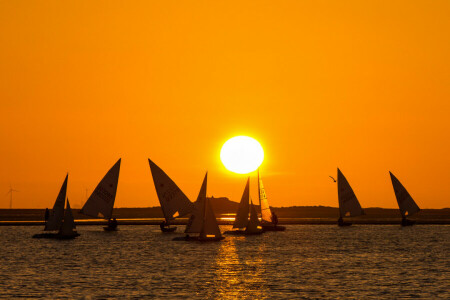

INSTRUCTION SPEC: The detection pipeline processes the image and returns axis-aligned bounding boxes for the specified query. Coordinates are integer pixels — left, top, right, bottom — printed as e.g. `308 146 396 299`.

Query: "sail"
81 159 121 219
148 159 194 221
59 198 76 236
45 174 68 231
258 170 273 223
200 198 222 239
337 169 364 217
233 178 250 229
246 198 262 233
389 172 420 217
185 173 207 234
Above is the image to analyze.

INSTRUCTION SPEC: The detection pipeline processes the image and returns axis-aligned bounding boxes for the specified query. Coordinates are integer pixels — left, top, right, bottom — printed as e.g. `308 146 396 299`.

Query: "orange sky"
1 1 449 209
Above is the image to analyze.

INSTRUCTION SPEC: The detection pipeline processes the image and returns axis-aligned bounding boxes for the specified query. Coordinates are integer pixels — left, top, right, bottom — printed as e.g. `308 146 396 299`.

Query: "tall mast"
337 169 341 218
202 194 207 232
258 169 262 211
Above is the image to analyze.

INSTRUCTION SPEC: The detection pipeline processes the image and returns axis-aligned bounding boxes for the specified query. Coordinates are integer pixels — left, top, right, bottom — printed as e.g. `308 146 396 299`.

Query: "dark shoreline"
2 206 449 226
1 218 449 226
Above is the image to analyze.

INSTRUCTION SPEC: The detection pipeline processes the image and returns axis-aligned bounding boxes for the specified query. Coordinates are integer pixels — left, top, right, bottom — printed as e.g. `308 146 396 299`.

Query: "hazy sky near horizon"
1 1 449 209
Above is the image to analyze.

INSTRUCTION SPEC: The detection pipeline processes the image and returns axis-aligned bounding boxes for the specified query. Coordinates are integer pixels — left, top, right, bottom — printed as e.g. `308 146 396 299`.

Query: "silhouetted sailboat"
389 172 420 226
33 174 79 239
173 173 224 241
224 178 263 235
56 198 80 239
80 159 121 231
336 168 364 226
258 170 285 231
45 174 68 231
183 172 207 236
246 197 263 234
148 159 195 232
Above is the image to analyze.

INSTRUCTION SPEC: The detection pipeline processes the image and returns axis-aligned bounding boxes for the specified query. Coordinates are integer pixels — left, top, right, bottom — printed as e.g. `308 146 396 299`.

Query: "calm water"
0 225 449 299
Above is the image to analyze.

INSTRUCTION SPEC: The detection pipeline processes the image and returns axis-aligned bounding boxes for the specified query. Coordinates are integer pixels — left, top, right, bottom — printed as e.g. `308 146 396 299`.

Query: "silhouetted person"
160 221 166 231
108 218 118 230
45 208 49 224
271 212 278 226
338 216 344 226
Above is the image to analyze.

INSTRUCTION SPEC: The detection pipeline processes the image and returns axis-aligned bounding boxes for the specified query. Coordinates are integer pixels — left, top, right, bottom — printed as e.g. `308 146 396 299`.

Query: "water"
0 225 449 299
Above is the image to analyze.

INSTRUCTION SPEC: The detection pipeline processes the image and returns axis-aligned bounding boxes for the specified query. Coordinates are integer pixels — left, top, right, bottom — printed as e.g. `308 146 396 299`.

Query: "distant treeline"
1 196 449 221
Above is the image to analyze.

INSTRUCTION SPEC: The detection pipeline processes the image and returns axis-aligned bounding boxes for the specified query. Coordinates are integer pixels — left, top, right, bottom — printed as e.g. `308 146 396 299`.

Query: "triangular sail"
389 172 420 217
233 178 250 229
185 173 207 234
45 174 68 231
81 159 121 219
246 198 262 233
258 170 273 223
148 159 194 221
200 198 222 239
337 169 364 217
59 199 76 236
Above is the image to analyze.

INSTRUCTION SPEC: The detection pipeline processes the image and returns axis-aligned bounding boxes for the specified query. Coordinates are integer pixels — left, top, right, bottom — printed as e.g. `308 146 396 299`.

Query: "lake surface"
0 225 449 299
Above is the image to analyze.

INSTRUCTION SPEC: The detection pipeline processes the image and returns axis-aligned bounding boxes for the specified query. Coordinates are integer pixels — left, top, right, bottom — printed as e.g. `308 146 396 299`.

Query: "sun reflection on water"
213 232 268 299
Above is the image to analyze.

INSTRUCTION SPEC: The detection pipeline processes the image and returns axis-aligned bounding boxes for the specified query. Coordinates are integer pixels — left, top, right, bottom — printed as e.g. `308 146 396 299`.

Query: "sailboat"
336 168 364 226
258 170 285 231
389 172 420 226
33 174 75 238
80 159 121 231
224 178 263 235
148 158 195 232
173 173 224 241
56 198 80 239
45 174 68 231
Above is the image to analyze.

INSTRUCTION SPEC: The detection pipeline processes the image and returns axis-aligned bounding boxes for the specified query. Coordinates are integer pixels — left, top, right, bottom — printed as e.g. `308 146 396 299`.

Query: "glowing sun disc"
220 136 264 174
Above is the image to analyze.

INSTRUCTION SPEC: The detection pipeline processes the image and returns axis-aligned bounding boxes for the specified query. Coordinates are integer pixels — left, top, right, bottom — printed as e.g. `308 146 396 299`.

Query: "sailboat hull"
103 227 119 232
338 221 352 227
32 232 80 239
32 233 59 239
198 236 225 242
262 224 286 232
223 229 263 235
56 232 80 239
160 226 177 233
401 218 416 226
245 229 264 235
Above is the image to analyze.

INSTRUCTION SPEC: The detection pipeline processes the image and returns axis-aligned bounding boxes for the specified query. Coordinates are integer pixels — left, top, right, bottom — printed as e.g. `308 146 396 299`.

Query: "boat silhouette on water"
336 168 364 226
80 159 121 232
389 172 420 226
173 173 224 242
258 170 285 232
34 174 67 235
160 223 177 233
33 174 79 239
33 198 80 239
224 178 263 235
148 158 196 233
56 199 80 239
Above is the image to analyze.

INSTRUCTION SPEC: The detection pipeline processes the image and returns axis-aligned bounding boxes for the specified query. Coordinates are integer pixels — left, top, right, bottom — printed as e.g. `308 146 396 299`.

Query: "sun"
220 136 264 174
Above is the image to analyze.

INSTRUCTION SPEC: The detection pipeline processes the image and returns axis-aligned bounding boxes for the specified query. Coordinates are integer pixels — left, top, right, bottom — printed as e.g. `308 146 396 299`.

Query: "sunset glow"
0 1 449 209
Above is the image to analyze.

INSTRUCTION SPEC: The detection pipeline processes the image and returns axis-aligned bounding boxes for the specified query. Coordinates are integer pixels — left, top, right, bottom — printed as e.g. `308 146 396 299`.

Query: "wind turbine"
6 185 19 209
